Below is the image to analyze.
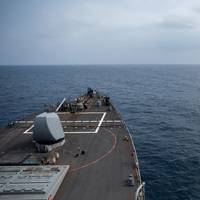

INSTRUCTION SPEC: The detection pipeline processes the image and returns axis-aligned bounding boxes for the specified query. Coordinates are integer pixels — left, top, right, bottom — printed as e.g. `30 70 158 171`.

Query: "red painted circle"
69 130 117 172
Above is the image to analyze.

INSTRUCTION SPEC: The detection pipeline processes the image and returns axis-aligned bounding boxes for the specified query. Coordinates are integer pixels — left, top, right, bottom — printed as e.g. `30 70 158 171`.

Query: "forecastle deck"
0 90 144 200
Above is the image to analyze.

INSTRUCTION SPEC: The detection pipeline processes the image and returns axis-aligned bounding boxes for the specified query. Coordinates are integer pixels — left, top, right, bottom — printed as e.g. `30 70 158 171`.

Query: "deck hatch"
0 165 69 200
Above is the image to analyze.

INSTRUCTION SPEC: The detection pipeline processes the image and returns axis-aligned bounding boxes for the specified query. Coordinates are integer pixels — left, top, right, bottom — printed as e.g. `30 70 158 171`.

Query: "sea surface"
0 65 200 200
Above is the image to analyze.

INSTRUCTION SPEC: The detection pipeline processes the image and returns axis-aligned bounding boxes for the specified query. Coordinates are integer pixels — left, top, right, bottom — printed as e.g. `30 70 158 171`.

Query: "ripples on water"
0 65 200 200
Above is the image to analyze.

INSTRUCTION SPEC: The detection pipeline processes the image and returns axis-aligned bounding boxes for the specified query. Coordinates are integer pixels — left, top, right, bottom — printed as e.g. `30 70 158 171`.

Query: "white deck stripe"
114 120 122 123
106 120 113 122
23 111 122 134
57 112 105 114
56 98 66 112
24 131 96 134
15 121 34 123
64 131 96 134
24 125 34 134
19 120 121 124
20 120 121 124
95 112 106 133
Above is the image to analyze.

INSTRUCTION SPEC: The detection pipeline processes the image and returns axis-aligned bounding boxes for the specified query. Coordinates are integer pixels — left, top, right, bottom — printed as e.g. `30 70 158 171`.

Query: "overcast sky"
1 0 200 65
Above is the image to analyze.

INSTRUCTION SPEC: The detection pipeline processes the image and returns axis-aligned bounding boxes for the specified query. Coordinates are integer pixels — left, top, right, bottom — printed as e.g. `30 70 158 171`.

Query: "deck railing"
135 182 145 200
123 121 145 200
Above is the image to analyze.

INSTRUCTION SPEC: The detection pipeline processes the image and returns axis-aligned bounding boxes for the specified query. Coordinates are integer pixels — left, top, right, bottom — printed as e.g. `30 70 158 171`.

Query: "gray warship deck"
0 92 144 200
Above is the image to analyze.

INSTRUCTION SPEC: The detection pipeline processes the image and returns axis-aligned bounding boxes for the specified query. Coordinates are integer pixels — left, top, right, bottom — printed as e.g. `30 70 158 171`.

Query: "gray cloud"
158 18 196 30
1 0 200 64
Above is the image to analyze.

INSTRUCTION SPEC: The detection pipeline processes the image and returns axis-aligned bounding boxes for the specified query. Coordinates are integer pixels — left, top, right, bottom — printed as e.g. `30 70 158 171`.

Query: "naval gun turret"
33 112 65 153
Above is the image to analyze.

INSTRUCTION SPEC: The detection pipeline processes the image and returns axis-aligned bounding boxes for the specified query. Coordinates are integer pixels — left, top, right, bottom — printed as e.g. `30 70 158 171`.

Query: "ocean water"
0 65 200 200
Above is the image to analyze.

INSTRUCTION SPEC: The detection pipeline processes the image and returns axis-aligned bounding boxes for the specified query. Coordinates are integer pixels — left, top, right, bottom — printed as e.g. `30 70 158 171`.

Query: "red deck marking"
70 130 117 172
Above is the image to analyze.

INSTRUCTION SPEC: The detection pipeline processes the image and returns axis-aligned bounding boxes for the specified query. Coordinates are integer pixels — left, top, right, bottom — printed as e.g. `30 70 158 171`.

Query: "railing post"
122 121 145 200
135 182 145 200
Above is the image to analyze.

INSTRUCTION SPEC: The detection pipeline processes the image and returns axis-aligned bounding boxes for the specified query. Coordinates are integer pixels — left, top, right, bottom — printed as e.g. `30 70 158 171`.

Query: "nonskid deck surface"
0 94 141 200
55 127 140 200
